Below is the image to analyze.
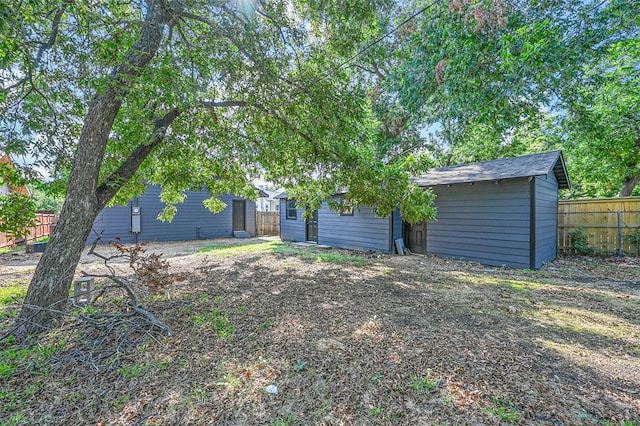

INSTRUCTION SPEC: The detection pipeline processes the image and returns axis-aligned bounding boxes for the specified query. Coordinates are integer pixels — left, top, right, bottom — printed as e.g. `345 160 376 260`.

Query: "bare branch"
82 272 171 336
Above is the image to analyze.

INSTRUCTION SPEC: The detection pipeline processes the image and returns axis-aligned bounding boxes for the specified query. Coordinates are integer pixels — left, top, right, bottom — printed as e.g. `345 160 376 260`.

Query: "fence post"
617 211 622 257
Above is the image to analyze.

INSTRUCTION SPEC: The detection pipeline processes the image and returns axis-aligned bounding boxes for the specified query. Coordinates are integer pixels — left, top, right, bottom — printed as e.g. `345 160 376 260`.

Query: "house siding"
426 178 532 268
318 198 391 253
90 185 256 244
534 171 559 268
279 197 393 253
279 199 306 241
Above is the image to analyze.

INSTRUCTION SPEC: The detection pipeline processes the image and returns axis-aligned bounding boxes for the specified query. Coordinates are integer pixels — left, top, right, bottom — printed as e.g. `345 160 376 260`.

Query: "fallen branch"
80 271 171 336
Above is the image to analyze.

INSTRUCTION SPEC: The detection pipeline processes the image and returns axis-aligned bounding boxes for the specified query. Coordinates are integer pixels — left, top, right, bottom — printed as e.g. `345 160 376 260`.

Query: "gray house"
278 151 570 269
89 185 261 244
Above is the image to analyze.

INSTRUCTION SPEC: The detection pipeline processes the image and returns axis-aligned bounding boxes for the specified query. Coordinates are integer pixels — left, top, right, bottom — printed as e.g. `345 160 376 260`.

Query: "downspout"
529 177 536 269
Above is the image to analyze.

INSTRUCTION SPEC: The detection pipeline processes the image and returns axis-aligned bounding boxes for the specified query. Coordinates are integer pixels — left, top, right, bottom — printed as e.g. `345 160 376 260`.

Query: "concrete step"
233 230 250 238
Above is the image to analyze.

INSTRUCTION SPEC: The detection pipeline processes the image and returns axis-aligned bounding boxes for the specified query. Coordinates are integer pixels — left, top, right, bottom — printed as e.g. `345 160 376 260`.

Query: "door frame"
305 209 318 243
403 221 426 254
232 200 246 231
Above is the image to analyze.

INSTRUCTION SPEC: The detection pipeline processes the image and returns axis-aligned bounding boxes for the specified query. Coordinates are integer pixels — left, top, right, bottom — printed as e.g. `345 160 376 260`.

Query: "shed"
410 150 570 269
89 184 262 244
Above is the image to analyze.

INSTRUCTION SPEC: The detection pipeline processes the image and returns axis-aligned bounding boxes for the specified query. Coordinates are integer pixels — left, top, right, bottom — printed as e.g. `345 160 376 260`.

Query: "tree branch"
252 103 313 143
82 272 171 336
2 2 69 92
96 108 182 208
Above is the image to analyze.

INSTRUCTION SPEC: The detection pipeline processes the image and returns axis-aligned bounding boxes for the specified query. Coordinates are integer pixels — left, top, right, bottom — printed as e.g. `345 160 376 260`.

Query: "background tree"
0 159 36 246
1 0 435 336
360 0 638 176
0 192 36 246
561 38 640 197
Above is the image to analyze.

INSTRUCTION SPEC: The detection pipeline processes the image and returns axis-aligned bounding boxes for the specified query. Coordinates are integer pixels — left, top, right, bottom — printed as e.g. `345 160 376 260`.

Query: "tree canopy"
1 0 435 221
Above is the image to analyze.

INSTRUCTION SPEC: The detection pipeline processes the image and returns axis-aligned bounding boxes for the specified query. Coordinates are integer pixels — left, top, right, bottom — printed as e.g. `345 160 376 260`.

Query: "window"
286 199 297 220
339 197 354 216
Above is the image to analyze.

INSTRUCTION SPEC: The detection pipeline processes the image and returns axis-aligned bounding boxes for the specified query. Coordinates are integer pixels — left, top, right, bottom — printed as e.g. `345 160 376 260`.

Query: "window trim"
286 199 297 220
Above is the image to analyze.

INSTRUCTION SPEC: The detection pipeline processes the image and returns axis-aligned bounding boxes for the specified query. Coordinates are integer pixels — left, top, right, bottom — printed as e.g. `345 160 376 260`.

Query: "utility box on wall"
131 206 141 233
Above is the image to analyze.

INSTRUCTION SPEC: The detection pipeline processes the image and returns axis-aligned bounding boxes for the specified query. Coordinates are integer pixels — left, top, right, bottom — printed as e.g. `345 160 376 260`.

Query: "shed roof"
412 150 570 189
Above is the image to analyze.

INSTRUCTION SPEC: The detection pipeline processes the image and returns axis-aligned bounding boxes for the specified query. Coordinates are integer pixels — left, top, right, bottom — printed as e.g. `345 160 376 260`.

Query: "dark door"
232 200 246 231
306 209 318 243
404 222 425 254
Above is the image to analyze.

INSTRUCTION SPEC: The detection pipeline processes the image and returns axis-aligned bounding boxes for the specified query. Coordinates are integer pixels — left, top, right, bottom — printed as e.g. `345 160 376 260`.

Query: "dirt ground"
1 238 639 425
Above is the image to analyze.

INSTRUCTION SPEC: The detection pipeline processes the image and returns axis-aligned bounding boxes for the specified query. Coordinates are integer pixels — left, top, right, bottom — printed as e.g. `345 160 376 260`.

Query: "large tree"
1 0 435 336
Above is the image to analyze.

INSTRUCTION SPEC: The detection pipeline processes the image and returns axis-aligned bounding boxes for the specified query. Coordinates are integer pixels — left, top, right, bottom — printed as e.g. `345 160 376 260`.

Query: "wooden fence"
0 212 57 248
256 211 279 236
558 197 640 256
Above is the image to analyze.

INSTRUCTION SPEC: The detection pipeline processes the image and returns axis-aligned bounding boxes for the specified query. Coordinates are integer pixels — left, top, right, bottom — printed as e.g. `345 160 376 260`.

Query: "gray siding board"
427 230 530 248
432 218 530 228
90 185 256 244
432 246 530 262
426 178 532 269
433 211 530 221
436 204 529 215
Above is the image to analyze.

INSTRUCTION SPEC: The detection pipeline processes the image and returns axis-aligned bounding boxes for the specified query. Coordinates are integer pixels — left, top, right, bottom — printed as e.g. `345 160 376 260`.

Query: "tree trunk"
14 191 101 334
619 175 640 197
13 1 170 336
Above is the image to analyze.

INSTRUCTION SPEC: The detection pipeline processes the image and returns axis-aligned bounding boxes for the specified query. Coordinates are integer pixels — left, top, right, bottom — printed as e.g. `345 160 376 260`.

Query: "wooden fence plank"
558 197 640 256
0 212 57 248
256 211 279 236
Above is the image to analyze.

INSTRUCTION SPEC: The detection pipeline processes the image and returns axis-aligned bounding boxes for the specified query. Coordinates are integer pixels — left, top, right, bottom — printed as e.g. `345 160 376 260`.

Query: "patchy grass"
0 245 23 255
198 240 283 256
0 240 638 425
199 240 368 264
0 284 27 305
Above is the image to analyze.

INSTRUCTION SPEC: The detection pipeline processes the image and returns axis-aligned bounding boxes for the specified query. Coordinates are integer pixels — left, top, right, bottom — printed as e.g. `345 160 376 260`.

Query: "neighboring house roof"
256 188 270 198
275 188 348 199
0 153 31 196
412 150 570 189
258 189 282 199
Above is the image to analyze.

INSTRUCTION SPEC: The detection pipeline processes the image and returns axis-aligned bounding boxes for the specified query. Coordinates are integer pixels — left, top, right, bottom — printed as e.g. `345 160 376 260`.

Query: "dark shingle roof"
412 150 570 189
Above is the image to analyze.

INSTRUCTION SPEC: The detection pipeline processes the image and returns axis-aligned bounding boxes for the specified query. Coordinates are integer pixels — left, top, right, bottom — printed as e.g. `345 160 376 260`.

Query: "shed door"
404 222 425 254
232 200 246 231
306 209 318 243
